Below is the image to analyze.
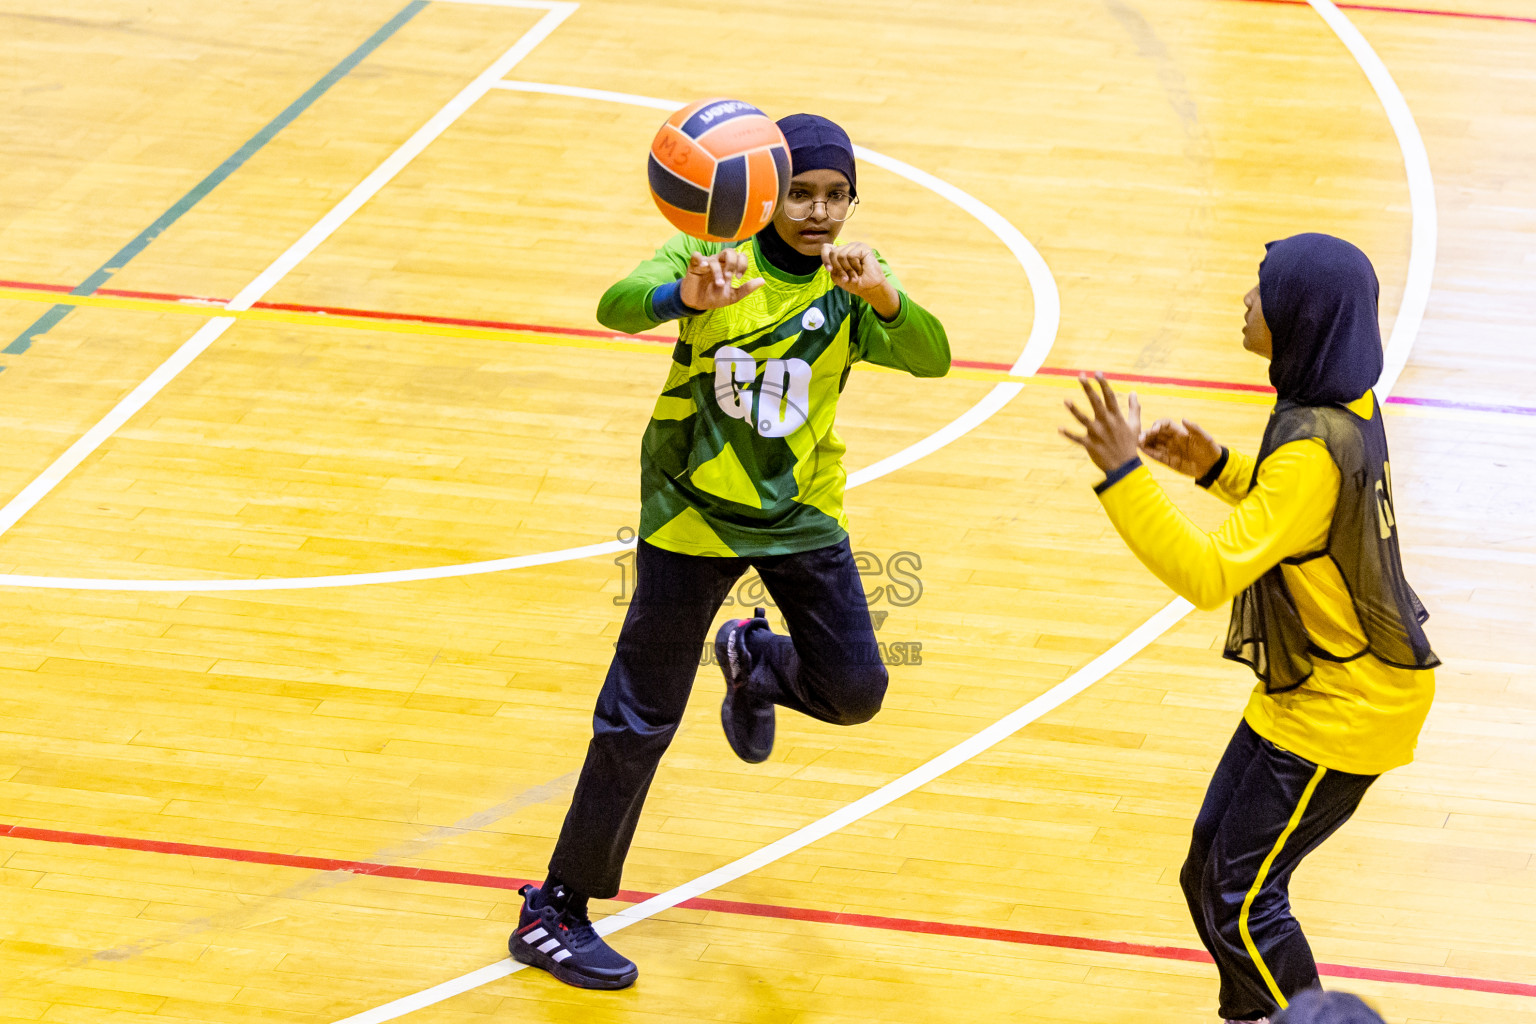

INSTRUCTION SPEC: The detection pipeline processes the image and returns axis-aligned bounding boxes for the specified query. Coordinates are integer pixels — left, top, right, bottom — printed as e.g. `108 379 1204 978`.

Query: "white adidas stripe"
520 920 574 962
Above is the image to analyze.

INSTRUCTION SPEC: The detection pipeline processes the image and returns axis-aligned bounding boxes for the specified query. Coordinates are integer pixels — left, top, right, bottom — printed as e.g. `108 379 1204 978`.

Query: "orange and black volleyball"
648 98 790 242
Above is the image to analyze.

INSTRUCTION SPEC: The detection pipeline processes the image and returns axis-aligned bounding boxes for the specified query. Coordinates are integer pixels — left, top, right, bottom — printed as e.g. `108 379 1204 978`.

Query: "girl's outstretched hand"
1140 418 1222 479
679 249 764 309
1060 373 1142 474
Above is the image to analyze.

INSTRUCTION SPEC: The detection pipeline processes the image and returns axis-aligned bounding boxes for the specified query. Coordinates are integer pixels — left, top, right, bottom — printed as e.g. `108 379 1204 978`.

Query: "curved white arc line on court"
0 80 1059 592
847 381 1022 489
326 9 1439 1023
326 597 1196 1024
1306 0 1435 401
847 147 1060 377
0 540 633 593
492 80 1060 380
0 4 578 542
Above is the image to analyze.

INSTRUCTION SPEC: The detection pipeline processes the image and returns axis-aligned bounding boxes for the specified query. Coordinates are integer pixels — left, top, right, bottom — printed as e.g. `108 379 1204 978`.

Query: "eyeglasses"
782 190 858 222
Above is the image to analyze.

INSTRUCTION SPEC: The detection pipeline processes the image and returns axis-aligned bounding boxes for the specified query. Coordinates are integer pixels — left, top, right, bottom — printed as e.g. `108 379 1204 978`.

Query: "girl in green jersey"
509 113 950 990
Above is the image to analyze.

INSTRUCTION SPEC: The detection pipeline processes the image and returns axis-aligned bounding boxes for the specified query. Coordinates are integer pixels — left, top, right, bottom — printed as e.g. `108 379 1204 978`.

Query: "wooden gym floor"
1 1 1534 1021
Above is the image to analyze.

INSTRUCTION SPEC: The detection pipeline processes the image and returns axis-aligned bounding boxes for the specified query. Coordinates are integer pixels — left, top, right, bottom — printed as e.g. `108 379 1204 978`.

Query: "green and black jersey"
597 231 950 558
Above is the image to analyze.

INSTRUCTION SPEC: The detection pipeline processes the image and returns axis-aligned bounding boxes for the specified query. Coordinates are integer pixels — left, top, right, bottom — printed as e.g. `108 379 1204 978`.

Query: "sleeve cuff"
1094 456 1143 495
1195 447 1230 489
873 292 906 326
650 280 703 322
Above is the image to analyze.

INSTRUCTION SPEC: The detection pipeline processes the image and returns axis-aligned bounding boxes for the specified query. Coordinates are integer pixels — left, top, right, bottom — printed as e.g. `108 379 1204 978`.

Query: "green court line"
1 0 429 372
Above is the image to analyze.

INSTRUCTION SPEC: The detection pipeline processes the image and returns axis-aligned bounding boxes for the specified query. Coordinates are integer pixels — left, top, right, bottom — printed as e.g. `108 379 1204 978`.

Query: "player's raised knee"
826 661 888 725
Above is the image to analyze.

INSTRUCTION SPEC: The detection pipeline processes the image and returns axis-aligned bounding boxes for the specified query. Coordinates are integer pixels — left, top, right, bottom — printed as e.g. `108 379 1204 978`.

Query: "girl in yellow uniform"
1061 233 1438 1024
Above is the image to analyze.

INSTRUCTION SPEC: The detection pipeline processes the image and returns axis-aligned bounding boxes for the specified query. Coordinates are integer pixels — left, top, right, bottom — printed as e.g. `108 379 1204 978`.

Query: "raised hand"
1060 373 1143 474
679 249 765 310
823 241 900 319
1139 418 1222 479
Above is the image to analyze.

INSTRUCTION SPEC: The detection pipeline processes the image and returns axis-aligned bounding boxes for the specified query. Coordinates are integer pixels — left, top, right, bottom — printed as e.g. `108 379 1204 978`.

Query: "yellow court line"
1013 372 1276 407
0 284 1440 415
0 282 1038 383
0 285 663 359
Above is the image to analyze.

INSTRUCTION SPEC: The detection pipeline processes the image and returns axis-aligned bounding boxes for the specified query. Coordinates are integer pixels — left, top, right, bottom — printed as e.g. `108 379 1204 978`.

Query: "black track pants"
548 538 887 899
1180 720 1377 1021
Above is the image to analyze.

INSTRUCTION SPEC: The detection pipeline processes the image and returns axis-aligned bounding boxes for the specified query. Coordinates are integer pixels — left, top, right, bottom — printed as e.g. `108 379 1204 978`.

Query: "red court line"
4 277 1531 416
1034 365 1274 393
0 278 677 344
6 822 1534 998
1231 0 1536 25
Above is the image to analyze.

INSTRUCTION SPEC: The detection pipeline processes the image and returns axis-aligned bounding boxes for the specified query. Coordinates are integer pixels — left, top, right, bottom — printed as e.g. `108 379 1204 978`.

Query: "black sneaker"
508 885 637 990
715 607 776 763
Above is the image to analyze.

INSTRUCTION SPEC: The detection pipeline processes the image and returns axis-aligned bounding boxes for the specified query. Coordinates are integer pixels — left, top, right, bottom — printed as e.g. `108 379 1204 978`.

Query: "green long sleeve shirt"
598 231 950 556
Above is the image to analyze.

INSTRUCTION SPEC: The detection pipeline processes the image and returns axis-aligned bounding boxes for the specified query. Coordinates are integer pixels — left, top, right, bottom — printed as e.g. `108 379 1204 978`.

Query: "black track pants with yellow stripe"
1180 720 1378 1021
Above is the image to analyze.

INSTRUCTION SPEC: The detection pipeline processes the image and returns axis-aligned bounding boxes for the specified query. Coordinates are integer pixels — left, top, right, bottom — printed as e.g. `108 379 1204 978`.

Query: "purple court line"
1387 395 1536 416
1231 0 1536 25
3 277 1532 417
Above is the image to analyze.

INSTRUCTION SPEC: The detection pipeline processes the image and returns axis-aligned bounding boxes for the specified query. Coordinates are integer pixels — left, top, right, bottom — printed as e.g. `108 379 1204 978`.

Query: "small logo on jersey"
801 307 825 332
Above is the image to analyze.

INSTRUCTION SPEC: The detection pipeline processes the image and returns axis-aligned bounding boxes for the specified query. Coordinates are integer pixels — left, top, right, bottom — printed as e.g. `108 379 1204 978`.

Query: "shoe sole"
719 691 770 764
714 618 748 688
716 618 773 763
510 937 638 990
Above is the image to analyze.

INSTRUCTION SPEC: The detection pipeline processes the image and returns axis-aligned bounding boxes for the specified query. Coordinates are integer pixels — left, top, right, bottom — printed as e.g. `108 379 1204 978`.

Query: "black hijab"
754 113 859 277
1259 233 1383 406
755 219 822 276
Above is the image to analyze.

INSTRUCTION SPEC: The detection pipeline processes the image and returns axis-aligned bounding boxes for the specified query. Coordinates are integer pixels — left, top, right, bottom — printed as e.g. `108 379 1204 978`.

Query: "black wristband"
1195 446 1230 489
1093 456 1143 495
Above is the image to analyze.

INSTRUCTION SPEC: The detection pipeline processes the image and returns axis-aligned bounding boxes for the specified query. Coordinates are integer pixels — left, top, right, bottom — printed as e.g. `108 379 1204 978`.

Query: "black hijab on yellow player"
1260 233 1385 406
1226 233 1439 690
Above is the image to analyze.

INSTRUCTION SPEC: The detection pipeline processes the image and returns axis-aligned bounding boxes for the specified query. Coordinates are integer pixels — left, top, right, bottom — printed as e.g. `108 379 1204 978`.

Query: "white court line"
1306 0 1436 400
0 313 239 541
492 78 677 109
0 539 629 593
0 0 579 542
490 78 1061 381
0 81 1060 591
326 598 1196 1024
325 5 1438 1022
848 381 1022 488
434 0 572 6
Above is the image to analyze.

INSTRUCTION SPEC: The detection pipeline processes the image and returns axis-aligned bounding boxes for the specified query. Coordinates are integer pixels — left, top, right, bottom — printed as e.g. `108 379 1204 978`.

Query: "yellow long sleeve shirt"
1096 394 1434 775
